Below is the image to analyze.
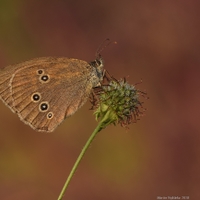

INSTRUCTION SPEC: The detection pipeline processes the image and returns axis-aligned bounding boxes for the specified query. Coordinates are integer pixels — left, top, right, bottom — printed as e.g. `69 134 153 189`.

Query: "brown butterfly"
0 56 104 132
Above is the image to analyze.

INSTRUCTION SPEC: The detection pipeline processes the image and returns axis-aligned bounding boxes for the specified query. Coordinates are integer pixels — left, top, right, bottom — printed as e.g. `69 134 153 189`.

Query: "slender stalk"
57 77 146 199
57 121 104 200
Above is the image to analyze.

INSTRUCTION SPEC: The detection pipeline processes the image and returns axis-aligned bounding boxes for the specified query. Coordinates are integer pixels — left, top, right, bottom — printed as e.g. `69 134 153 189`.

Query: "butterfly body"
0 57 104 132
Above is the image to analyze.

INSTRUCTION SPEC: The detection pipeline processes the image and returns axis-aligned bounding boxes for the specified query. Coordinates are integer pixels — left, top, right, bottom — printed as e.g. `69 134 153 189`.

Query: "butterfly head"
90 38 115 82
89 53 104 84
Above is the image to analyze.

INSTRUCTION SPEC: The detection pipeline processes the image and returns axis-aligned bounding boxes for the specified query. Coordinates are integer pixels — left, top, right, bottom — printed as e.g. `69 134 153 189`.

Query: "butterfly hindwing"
0 56 103 132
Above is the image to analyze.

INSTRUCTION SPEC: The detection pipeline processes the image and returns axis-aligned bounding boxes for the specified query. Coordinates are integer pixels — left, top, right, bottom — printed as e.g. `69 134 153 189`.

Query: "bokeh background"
0 0 200 199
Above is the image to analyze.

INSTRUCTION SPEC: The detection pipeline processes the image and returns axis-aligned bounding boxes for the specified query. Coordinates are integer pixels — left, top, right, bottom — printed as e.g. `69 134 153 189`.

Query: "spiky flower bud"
91 78 146 130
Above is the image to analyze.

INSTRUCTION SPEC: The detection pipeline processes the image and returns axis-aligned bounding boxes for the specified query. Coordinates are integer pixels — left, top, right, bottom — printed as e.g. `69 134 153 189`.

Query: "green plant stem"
57 120 105 200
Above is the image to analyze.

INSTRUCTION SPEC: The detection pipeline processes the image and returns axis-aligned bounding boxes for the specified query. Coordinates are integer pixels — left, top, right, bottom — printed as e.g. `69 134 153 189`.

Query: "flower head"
90 77 147 130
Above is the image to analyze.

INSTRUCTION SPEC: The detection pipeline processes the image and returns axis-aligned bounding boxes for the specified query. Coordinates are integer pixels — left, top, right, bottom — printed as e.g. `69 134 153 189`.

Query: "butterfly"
0 56 104 132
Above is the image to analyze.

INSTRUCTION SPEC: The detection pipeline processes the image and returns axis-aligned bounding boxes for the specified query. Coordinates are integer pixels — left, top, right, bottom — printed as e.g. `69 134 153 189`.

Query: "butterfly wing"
0 57 94 132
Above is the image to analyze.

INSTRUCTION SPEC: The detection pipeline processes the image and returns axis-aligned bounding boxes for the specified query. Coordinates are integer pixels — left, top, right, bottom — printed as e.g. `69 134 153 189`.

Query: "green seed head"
91 78 146 129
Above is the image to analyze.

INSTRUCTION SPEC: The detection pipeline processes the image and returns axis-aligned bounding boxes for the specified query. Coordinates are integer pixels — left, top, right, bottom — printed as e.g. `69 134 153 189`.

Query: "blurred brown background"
0 0 200 199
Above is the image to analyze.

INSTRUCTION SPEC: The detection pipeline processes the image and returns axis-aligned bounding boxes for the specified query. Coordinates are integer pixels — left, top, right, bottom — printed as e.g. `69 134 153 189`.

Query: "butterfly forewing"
0 57 97 132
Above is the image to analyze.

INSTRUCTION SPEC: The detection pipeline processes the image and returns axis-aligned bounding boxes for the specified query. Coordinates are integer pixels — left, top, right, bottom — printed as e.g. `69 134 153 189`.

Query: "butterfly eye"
39 102 49 112
37 69 44 75
47 112 53 119
31 92 41 102
39 75 50 83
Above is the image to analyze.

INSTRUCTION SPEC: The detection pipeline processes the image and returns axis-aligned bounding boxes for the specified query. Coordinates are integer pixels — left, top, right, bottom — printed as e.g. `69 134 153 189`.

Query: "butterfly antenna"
96 38 117 59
